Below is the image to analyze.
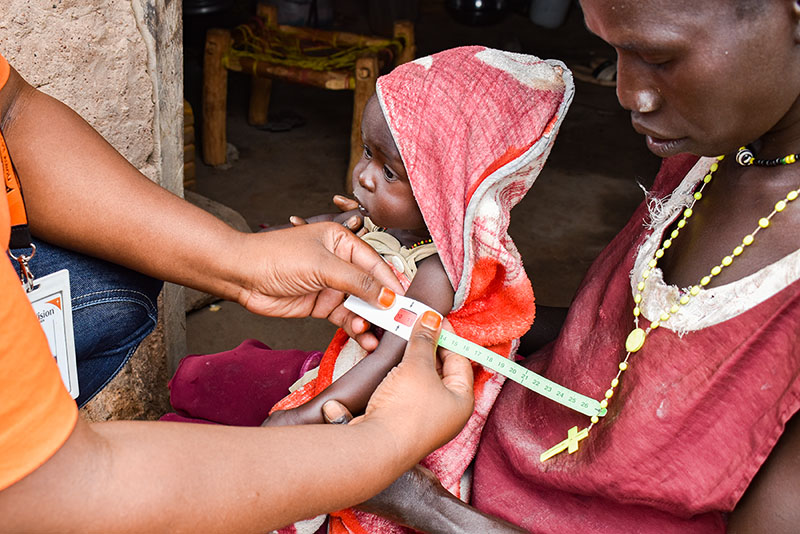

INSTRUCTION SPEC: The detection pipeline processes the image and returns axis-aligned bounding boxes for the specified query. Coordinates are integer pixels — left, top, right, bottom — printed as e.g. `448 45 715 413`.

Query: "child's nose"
357 167 376 191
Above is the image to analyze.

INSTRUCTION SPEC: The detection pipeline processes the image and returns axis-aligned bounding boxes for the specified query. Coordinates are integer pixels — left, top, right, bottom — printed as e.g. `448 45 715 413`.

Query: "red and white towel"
274 45 573 534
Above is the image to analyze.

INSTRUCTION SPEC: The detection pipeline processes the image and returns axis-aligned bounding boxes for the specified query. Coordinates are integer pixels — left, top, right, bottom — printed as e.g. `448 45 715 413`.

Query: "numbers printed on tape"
344 295 605 418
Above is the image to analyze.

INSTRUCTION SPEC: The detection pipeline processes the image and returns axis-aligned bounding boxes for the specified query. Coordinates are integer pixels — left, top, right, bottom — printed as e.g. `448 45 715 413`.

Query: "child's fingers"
343 215 361 231
322 400 354 425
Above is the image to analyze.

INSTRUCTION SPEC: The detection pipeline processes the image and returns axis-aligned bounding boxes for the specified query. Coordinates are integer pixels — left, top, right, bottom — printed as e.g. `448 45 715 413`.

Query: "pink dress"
472 154 800 533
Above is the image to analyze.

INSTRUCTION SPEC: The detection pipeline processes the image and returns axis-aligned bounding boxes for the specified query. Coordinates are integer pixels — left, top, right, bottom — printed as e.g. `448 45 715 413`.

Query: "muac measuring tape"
345 295 606 419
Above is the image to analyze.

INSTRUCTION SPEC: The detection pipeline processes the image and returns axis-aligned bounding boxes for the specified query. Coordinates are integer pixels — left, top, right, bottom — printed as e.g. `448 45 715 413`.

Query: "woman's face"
352 96 426 232
580 0 800 157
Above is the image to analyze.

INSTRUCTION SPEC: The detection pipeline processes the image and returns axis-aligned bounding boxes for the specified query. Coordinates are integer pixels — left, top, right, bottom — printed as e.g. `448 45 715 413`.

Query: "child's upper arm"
289 253 454 420
403 254 454 316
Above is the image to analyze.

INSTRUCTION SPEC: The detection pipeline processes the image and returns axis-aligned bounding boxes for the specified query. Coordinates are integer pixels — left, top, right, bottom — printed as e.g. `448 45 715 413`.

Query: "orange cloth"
0 53 78 492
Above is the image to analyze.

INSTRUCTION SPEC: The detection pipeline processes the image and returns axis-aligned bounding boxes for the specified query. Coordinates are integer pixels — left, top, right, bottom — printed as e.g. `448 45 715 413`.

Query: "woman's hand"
357 465 445 526
356 465 528 533
235 222 403 350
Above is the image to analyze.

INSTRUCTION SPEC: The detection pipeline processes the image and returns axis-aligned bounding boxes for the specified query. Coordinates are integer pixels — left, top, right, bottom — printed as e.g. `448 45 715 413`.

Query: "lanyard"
2 128 36 289
2 128 31 248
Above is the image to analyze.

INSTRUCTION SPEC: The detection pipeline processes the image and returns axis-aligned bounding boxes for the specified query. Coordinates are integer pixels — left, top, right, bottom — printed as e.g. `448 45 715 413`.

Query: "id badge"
26 269 79 399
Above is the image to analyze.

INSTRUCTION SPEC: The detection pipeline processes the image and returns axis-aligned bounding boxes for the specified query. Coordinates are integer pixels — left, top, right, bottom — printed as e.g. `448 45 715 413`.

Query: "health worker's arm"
0 316 475 532
0 64 402 349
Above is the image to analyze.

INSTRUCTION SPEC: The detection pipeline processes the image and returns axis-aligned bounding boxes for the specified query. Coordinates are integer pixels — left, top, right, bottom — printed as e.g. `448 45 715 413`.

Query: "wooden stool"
202 3 415 190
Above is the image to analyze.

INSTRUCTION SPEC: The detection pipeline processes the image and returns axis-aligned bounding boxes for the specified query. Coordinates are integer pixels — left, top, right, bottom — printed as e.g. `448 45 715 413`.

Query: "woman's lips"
645 135 688 158
633 121 688 157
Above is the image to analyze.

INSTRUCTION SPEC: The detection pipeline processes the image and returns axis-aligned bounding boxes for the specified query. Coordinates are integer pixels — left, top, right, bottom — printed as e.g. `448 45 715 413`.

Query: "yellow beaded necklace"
542 153 800 462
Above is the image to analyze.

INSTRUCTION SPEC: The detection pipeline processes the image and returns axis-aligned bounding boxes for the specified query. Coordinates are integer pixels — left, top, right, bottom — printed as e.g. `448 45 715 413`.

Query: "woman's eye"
362 145 372 159
383 166 395 181
640 54 670 67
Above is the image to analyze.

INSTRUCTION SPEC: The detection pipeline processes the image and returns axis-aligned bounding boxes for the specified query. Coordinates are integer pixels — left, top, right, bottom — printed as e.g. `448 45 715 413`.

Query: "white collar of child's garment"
630 157 800 335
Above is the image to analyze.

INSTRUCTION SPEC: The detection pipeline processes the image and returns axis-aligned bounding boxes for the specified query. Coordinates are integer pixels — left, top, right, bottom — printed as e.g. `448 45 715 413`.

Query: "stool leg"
393 20 416 66
347 55 379 192
203 28 232 166
256 2 278 23
249 2 278 126
249 77 272 126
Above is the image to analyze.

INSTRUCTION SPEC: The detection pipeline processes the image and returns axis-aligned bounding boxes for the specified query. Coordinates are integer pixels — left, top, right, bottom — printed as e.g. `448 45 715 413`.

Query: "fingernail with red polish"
421 310 442 330
378 287 396 308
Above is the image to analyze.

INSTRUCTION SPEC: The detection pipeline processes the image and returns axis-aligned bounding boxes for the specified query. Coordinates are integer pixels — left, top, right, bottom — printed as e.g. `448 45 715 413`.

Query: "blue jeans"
8 239 163 407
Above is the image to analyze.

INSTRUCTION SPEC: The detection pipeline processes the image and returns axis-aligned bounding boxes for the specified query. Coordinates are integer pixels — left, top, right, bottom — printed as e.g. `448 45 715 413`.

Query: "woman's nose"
616 57 661 114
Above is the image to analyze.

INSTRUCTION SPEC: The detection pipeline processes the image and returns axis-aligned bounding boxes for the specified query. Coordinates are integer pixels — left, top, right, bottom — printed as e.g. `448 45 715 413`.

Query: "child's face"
352 96 426 233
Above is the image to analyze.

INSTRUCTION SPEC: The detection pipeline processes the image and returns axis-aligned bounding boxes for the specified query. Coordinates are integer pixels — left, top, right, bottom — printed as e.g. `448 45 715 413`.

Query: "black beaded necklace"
735 145 800 167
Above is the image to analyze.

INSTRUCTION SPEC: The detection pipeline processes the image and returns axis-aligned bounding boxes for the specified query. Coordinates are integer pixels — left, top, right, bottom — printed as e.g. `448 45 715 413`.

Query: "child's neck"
386 227 432 248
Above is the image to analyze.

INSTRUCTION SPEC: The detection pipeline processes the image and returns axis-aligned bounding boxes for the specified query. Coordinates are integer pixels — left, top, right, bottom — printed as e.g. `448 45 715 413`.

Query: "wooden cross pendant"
540 426 589 462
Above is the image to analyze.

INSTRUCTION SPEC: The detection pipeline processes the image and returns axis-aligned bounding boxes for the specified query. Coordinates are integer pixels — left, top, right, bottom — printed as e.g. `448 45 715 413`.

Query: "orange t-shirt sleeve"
0 54 9 90
0 52 79 491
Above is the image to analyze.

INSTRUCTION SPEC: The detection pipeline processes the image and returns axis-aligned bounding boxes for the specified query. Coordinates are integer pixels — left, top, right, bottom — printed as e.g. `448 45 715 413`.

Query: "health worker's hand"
235 222 403 351
322 314 474 463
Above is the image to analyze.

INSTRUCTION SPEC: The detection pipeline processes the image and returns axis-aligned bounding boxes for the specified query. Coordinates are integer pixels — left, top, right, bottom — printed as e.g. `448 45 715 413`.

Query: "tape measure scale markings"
344 295 606 419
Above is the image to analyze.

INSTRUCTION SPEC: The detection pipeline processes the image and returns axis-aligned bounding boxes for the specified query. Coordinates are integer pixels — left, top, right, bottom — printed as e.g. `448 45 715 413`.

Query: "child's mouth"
354 196 370 217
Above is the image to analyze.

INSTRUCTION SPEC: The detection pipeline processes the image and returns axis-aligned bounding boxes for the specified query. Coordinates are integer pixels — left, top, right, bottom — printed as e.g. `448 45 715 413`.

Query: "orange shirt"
0 54 78 491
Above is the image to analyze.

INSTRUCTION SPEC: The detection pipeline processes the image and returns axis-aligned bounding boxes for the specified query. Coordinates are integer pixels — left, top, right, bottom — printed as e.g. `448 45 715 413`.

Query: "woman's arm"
265 254 455 426
0 315 475 533
357 465 527 534
517 305 568 356
728 411 800 533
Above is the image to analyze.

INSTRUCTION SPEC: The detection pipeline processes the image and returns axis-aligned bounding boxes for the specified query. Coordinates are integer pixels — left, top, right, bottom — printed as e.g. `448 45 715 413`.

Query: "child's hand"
261 405 321 427
289 209 361 232
289 195 364 232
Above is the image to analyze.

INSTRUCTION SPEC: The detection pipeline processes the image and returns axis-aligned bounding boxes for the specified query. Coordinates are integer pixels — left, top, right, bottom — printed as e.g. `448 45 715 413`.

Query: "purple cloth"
163 339 322 426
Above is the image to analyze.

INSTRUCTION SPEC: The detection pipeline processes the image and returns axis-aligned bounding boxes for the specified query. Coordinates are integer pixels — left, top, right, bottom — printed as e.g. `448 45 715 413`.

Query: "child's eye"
383 166 396 181
362 145 373 160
